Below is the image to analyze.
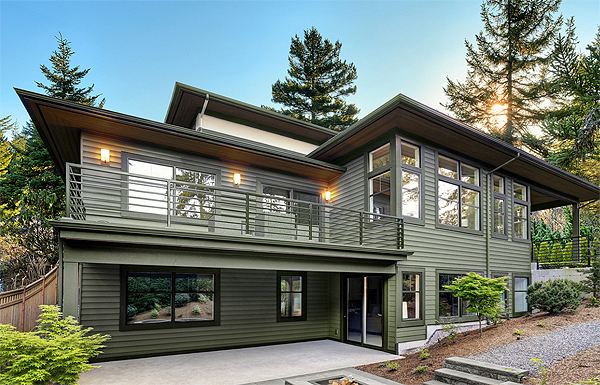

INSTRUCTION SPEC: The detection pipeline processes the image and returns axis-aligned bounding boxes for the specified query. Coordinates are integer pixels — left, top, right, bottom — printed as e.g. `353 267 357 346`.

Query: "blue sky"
1 1 599 131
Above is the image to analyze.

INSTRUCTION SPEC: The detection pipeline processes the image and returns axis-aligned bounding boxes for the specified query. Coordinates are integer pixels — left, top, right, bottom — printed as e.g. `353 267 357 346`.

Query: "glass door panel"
366 276 383 347
346 275 383 347
346 277 363 343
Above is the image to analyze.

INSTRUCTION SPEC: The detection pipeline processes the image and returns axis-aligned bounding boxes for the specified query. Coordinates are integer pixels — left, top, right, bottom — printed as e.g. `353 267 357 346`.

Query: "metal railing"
66 163 404 250
532 235 599 269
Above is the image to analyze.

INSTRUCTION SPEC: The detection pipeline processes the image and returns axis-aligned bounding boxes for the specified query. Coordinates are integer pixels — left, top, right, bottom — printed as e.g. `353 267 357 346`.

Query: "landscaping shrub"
526 279 582 314
0 305 110 385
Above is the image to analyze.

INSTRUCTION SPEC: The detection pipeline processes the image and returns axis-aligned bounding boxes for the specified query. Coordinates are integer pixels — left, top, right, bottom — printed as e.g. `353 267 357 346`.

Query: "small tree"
578 258 600 298
445 272 507 337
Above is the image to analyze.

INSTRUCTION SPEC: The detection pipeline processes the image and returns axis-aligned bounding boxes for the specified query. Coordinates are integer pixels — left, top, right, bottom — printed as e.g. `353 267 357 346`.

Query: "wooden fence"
0 266 58 331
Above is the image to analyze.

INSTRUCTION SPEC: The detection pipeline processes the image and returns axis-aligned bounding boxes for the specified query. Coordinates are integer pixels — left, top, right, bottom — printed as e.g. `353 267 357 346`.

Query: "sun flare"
490 104 508 127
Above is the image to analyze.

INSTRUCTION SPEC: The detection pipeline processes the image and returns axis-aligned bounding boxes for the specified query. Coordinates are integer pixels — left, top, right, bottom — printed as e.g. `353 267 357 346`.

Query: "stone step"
423 380 450 385
444 357 528 383
434 368 514 385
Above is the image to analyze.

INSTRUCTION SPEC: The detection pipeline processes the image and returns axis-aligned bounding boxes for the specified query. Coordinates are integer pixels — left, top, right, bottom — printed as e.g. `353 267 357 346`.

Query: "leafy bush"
526 279 582 314
419 348 430 360
587 296 600 308
578 258 600 298
387 362 399 371
0 305 109 385
412 365 428 373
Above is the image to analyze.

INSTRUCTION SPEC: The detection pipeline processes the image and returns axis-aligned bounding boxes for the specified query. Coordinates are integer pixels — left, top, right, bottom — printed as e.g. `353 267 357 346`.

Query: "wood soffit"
313 103 600 205
166 85 336 144
17 90 344 181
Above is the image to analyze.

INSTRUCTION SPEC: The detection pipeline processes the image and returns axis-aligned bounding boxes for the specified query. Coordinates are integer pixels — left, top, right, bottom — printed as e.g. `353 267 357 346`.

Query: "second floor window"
128 159 215 218
367 140 421 219
437 155 480 230
262 186 320 226
513 183 529 239
493 175 506 235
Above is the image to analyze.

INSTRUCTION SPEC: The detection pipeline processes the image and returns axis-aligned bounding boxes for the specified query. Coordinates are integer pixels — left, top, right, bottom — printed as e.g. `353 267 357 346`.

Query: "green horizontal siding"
80 264 338 360
396 325 427 342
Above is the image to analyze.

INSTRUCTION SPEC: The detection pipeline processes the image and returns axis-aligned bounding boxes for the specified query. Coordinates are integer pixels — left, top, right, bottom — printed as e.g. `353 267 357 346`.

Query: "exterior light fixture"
325 190 331 202
233 173 241 186
100 149 110 163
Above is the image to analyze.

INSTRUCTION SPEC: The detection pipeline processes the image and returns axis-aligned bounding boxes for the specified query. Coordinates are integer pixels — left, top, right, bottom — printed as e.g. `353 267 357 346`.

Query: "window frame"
436 271 479 321
260 184 322 227
277 271 307 322
492 174 508 238
399 270 424 326
120 266 220 331
121 153 220 223
436 153 482 233
512 181 530 241
512 275 530 316
492 272 510 314
365 136 423 221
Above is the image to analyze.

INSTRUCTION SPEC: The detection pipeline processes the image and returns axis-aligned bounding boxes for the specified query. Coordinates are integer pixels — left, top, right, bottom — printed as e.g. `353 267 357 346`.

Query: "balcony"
65 163 404 251
532 235 599 269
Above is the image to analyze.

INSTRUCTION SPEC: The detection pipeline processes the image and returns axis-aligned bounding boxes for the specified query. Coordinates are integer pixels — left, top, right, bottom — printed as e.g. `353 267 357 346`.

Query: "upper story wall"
194 115 319 155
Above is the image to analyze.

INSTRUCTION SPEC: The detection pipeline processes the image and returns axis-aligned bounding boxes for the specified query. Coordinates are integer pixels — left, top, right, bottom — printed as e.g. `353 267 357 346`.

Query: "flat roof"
16 88 345 181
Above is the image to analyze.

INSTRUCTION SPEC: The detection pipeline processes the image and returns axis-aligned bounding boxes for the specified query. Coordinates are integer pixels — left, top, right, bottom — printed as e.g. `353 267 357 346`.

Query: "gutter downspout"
486 153 520 277
195 94 210 132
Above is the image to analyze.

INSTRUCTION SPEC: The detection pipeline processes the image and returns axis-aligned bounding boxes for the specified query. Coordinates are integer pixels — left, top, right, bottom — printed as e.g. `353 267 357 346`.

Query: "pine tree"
542 23 600 178
443 0 562 148
270 27 359 131
35 32 105 107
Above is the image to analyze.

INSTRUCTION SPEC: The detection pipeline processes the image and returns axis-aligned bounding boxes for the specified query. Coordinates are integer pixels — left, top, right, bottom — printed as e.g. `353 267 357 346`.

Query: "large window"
262 186 320 226
278 272 306 322
367 140 421 219
437 155 480 230
493 175 506 235
124 269 219 329
438 273 472 318
128 159 216 218
514 276 529 313
402 272 421 320
513 182 529 239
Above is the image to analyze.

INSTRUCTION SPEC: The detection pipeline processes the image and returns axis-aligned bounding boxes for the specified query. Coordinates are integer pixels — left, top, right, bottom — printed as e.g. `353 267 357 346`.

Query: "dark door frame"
342 273 388 352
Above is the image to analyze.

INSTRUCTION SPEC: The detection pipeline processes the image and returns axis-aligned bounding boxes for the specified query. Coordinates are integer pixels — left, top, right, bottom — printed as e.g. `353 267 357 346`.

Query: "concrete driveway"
79 340 403 385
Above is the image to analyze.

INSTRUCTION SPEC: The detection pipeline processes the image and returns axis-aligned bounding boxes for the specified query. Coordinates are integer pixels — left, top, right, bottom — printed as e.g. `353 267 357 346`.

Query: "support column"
573 203 581 262
62 262 80 320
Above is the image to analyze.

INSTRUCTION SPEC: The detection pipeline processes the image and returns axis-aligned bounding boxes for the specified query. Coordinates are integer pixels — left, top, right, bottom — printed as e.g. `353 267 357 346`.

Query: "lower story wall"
80 264 338 360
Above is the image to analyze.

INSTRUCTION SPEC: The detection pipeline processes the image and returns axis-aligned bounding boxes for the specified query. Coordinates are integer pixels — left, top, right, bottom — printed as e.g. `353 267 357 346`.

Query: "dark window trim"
491 272 510 314
512 274 530 316
435 270 480 321
277 271 307 322
492 173 508 237
512 179 531 241
398 269 425 326
120 265 221 331
435 152 482 233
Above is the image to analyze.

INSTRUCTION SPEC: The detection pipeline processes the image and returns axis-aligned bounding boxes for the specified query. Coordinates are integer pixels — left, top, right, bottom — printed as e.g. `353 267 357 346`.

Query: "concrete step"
423 380 449 385
444 357 528 383
434 368 510 385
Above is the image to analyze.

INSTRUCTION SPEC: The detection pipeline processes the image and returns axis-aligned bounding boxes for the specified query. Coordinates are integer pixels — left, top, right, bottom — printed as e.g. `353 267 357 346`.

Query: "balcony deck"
532 235 599 269
65 163 405 252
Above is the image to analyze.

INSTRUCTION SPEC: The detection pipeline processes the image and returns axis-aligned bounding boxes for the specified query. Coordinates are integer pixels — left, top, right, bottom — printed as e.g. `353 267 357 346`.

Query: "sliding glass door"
345 275 383 347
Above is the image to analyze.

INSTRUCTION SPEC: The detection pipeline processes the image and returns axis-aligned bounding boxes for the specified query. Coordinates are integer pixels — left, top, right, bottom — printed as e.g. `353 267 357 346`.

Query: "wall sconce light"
100 149 110 163
325 190 331 202
233 173 241 186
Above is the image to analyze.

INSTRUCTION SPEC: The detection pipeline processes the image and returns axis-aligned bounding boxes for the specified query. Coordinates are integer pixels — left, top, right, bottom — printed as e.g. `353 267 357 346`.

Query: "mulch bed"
358 302 600 385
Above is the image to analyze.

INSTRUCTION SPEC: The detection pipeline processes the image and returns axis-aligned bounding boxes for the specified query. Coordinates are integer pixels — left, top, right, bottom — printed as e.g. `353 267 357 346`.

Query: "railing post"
397 218 402 249
245 194 250 235
309 203 313 241
65 164 71 218
166 181 172 227
359 212 364 246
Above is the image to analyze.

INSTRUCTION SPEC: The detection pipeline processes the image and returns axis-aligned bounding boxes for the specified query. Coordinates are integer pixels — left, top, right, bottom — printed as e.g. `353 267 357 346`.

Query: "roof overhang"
16 89 345 181
310 93 600 211
165 82 337 145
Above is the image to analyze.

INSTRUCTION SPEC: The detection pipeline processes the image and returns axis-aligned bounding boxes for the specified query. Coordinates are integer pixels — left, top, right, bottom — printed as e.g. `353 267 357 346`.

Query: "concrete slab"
79 340 403 385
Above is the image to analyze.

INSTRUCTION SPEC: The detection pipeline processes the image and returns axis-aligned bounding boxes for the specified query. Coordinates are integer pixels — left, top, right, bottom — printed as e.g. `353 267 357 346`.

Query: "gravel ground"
470 319 600 374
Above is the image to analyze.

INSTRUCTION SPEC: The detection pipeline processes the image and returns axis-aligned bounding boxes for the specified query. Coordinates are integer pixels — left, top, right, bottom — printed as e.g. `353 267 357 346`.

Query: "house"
16 83 599 360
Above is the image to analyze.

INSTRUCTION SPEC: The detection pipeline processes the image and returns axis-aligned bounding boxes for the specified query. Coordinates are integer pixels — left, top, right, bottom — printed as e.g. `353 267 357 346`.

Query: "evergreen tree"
541 23 600 179
35 32 105 107
443 0 563 148
270 27 359 131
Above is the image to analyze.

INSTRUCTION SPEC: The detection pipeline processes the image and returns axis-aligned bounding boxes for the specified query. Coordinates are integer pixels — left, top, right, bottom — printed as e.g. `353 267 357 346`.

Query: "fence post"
21 279 26 332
